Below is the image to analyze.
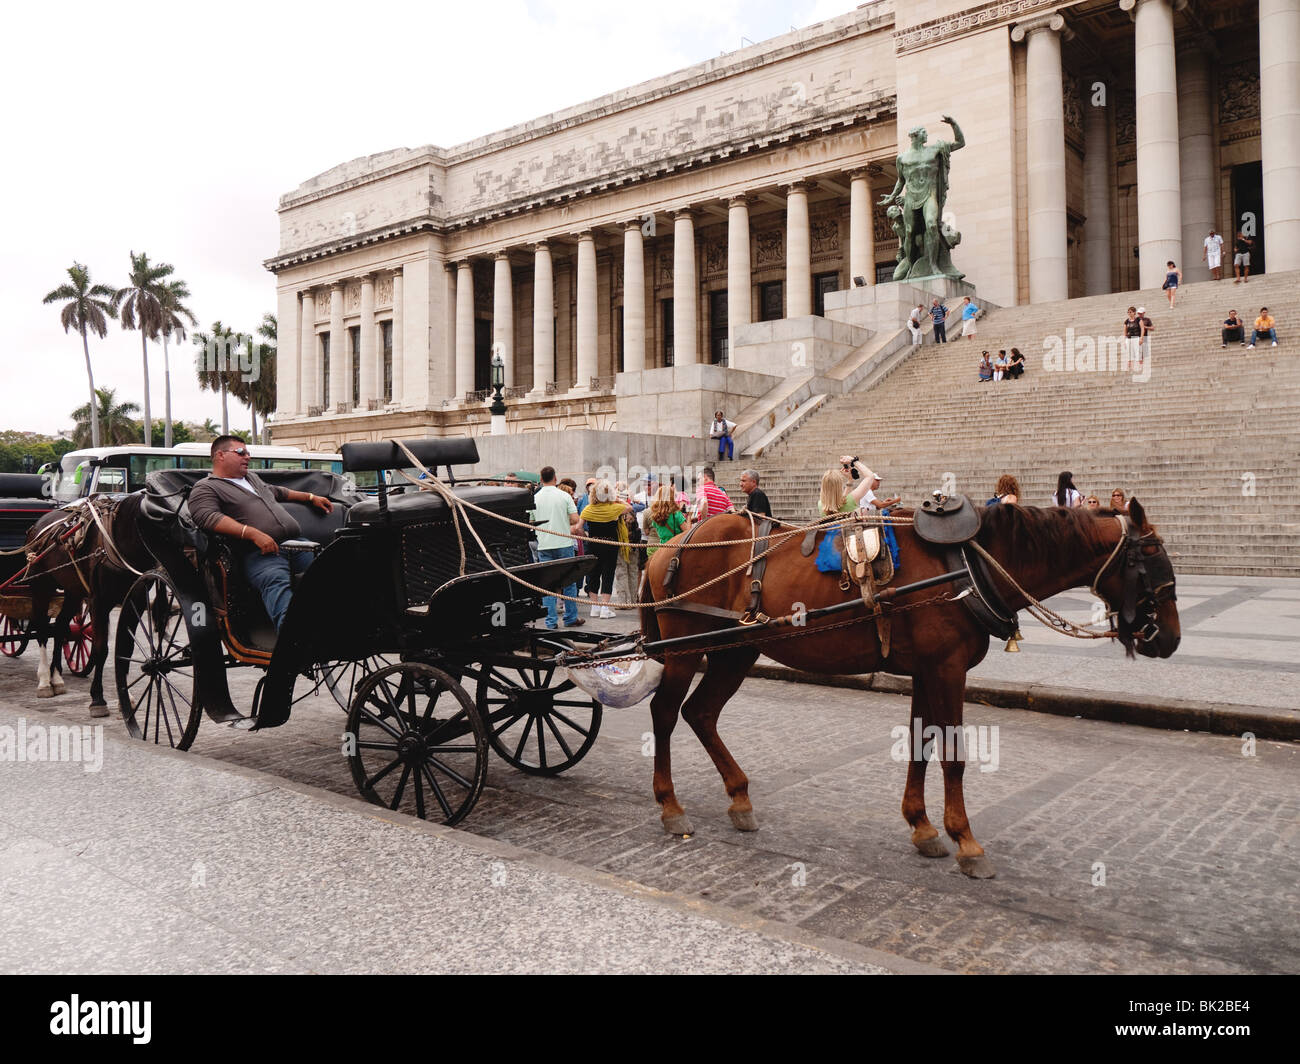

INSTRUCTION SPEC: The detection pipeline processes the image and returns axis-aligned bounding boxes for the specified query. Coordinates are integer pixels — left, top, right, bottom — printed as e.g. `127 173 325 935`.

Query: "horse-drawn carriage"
0 472 94 676
115 437 611 825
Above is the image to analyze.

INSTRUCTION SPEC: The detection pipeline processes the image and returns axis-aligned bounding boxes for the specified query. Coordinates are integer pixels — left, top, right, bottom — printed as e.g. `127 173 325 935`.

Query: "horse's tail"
639 568 663 660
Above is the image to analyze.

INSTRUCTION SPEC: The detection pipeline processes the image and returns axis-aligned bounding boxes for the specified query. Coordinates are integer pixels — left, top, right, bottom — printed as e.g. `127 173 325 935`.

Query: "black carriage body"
0 476 56 589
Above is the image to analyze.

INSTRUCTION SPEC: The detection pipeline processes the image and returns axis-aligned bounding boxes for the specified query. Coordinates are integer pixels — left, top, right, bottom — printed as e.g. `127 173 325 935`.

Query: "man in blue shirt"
530 466 584 629
929 298 949 343
960 295 981 340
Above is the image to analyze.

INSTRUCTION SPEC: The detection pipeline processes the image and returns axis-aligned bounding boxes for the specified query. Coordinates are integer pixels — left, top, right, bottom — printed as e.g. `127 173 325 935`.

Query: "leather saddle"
913 494 980 545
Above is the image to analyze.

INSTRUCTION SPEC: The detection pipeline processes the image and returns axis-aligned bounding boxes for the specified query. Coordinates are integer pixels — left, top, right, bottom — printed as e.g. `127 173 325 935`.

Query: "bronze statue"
879 116 965 282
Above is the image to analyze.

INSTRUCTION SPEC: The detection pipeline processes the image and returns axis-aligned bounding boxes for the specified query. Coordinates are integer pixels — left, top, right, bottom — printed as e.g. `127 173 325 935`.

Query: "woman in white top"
1052 471 1084 508
908 304 924 346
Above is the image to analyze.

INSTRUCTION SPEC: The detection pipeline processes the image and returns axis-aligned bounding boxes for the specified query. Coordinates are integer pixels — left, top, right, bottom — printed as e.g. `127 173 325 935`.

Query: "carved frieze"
894 0 1057 56
345 284 361 313
703 239 726 276
658 252 673 287
1063 71 1083 138
316 289 331 318
1115 87 1135 145
1219 60 1260 123
376 275 393 308
755 230 783 267
811 215 840 257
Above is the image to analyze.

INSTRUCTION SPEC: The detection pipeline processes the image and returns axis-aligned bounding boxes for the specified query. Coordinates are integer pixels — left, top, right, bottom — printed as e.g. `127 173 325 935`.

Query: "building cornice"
894 0 1085 55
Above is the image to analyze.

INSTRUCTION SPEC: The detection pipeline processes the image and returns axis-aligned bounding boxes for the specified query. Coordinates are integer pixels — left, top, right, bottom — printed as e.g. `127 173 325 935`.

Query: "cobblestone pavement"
3 645 1295 975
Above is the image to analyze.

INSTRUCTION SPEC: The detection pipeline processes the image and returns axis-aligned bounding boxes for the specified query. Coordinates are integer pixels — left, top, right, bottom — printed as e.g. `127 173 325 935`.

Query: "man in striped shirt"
694 465 733 521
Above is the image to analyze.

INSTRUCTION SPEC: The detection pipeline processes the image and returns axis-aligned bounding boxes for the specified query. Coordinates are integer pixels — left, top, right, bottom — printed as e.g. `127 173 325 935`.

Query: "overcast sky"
2 0 855 438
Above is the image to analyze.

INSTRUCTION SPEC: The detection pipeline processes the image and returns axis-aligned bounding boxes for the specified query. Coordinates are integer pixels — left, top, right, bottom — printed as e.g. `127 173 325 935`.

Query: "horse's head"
1093 498 1180 659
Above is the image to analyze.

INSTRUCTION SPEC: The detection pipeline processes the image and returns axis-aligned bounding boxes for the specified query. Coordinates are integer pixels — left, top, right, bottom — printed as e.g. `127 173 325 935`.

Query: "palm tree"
43 263 119 449
69 388 140 448
193 320 237 434
117 251 175 445
229 313 277 443
157 279 197 448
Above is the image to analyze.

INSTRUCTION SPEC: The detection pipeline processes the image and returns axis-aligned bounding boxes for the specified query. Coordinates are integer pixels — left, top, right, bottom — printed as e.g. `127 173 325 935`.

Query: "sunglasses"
225 447 249 457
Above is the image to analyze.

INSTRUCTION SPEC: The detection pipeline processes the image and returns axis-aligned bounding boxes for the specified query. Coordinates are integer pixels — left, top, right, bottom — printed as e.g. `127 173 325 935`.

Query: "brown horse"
25 495 152 714
639 499 1180 879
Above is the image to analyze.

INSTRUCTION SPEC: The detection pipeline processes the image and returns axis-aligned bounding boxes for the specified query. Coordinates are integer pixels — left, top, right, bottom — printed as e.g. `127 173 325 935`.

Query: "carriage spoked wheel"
346 662 488 825
62 603 94 678
320 654 396 712
115 572 201 751
0 615 30 658
476 654 602 776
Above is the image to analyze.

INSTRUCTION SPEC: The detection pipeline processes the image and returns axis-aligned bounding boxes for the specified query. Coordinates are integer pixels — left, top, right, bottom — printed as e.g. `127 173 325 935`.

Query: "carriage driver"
187 435 334 631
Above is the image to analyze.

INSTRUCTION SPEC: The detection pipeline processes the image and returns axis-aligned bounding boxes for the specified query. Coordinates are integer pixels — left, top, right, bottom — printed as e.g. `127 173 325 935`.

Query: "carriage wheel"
477 655 602 776
321 654 396 712
115 572 201 751
346 662 488 826
62 603 94 678
0 615 30 658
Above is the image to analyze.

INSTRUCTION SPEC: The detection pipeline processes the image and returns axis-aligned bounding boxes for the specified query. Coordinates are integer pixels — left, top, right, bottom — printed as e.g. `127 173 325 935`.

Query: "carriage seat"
345 484 534 529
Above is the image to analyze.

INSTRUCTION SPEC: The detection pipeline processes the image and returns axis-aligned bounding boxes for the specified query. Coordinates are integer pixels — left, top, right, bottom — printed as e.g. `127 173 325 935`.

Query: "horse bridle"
1091 514 1176 648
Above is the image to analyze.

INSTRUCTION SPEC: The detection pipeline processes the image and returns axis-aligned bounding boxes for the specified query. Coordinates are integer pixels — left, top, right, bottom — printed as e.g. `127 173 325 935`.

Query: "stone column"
575 232 598 390
299 290 316 413
672 211 698 364
1083 77 1114 295
1261 0 1300 272
785 183 812 317
455 261 475 401
1121 0 1185 289
848 171 875 286
727 196 751 360
1013 14 1070 302
622 223 646 373
275 287 299 417
328 282 346 411
493 252 514 387
1177 44 1216 281
440 265 455 404
529 243 555 396
391 269 404 405
358 275 376 407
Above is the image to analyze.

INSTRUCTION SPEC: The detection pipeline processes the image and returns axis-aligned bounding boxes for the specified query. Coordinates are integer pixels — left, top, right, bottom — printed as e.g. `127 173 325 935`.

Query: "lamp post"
489 349 507 436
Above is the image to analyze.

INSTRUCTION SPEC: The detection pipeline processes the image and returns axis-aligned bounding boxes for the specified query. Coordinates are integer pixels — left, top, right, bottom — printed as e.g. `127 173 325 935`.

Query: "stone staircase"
717 271 1300 576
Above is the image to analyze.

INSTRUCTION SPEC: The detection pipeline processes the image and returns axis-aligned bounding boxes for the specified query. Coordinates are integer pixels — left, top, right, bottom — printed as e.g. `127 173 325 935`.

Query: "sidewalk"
0 703 935 975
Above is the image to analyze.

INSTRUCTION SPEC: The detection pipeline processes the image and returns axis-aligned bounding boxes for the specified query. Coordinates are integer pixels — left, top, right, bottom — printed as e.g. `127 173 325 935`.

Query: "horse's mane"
976 503 1119 567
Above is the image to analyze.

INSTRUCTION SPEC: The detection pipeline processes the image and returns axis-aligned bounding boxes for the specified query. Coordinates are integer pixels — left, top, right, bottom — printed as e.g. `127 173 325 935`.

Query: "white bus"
50 444 345 502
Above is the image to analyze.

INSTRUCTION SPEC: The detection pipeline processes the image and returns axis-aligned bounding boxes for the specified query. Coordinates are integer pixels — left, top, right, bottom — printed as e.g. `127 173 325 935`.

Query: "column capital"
622 218 645 232
454 258 474 271
726 194 752 209
330 280 344 292
494 249 512 262
1119 0 1187 21
572 229 595 241
1011 11 1071 42
670 207 694 221
360 272 376 286
847 168 873 182
532 239 551 251
784 180 813 195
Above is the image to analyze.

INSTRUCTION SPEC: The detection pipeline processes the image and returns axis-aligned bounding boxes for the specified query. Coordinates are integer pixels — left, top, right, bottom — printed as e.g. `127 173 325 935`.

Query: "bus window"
95 467 128 493
306 460 343 473
177 456 211 470
266 459 306 470
129 455 179 490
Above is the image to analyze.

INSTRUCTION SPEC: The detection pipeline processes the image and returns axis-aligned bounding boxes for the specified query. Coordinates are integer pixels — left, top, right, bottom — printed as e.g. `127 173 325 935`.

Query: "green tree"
193 320 240 434
0 431 74 474
42 262 119 449
69 388 140 447
150 420 193 446
229 313 277 444
158 278 197 448
116 251 175 445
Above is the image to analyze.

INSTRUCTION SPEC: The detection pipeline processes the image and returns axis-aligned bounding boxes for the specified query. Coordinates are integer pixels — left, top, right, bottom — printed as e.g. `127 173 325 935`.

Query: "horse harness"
658 509 778 628
1092 513 1176 647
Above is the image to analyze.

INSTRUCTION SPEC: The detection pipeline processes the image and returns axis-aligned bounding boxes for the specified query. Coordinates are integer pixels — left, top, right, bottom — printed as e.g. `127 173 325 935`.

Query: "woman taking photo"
819 456 877 516
580 479 632 619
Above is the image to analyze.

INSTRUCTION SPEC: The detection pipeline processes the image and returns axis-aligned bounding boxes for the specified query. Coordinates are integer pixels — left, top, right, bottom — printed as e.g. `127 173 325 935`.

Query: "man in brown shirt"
188 436 333 630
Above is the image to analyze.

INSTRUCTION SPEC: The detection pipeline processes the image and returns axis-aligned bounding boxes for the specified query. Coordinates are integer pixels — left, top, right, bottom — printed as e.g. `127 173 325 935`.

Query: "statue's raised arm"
939 115 965 153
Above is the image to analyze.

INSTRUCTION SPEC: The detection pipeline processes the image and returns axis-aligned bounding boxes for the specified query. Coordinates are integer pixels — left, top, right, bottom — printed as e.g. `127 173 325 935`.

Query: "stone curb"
747 663 1300 741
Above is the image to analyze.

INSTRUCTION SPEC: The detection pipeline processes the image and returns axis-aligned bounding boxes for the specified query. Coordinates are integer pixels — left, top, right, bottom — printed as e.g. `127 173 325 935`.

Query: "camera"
842 456 860 480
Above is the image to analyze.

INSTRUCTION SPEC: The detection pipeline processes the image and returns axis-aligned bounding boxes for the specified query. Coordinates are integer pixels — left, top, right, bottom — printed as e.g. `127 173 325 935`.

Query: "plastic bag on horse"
561 644 664 708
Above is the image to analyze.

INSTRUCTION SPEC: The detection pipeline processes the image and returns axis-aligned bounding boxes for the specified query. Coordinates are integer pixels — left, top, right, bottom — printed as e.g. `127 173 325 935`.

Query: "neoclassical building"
266 0 1298 450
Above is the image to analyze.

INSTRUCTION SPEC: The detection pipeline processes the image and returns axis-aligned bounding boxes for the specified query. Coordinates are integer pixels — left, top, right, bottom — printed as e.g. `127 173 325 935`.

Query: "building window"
320 333 330 408
349 325 361 406
661 299 674 367
814 272 839 317
760 281 783 322
381 320 393 402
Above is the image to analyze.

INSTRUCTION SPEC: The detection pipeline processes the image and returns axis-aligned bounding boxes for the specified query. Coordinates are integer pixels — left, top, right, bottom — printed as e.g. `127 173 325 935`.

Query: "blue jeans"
537 545 579 627
243 548 314 631
1251 328 1278 345
716 434 734 460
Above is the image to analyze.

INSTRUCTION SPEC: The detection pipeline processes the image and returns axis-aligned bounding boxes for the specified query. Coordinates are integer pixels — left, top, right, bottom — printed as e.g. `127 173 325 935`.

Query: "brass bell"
1004 627 1024 653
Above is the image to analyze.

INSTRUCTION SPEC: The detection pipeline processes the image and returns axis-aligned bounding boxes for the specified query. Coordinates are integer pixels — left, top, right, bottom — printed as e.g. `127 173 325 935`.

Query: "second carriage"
116 437 615 825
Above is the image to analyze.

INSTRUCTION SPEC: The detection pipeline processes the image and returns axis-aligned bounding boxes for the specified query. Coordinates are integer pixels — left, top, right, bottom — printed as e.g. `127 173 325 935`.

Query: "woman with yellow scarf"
580 479 633 619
